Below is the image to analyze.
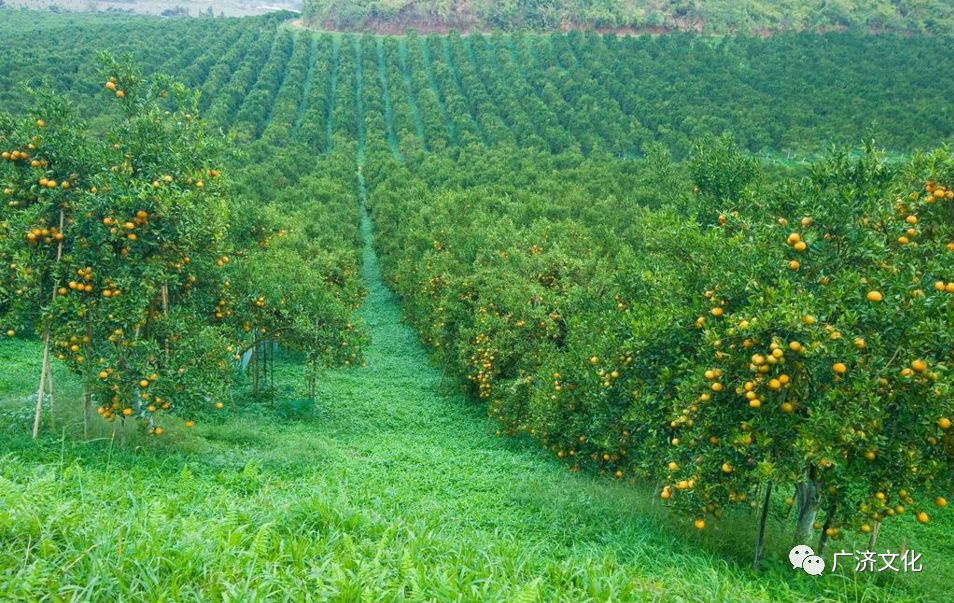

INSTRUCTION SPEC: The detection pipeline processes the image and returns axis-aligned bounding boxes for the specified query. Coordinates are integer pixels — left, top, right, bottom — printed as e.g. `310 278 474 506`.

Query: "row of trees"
0 60 365 437
364 139 953 563
5 13 952 159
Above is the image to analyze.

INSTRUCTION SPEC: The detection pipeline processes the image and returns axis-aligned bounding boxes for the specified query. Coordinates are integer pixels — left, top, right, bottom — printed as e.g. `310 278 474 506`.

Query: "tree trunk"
817 512 834 555
867 521 881 550
794 469 820 544
32 331 51 439
307 360 317 401
753 481 773 571
46 353 55 429
83 383 92 439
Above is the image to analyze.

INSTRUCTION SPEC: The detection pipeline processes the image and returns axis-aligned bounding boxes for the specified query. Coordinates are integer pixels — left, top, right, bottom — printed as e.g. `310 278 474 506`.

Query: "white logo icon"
790 545 826 575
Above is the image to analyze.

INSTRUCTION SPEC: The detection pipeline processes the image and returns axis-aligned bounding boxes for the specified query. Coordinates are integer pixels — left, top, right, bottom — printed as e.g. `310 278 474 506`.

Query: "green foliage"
0 59 235 429
303 0 954 34
2 14 953 156
689 133 759 203
364 142 953 547
0 62 366 433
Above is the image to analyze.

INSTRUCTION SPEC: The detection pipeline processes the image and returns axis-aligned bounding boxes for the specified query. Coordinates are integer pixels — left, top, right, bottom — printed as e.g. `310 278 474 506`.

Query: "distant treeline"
303 0 954 34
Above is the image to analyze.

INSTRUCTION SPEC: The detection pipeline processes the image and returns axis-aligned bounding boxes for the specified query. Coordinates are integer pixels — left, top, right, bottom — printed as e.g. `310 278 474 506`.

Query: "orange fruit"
916 512 929 524
832 362 847 375
693 518 705 530
866 291 883 302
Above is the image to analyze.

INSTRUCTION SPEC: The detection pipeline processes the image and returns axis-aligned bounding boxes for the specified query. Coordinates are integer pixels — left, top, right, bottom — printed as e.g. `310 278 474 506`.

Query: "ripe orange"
185 420 195 428
721 463 733 473
215 402 224 410
693 518 706 530
788 260 800 270
122 408 133 417
938 417 951 430
832 362 847 375
866 291 883 302
916 512 930 524
711 307 724 317
936 497 948 507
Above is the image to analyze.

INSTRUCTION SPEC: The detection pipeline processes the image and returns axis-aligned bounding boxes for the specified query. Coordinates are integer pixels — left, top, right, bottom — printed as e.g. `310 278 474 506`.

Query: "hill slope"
1 12 952 157
302 0 954 34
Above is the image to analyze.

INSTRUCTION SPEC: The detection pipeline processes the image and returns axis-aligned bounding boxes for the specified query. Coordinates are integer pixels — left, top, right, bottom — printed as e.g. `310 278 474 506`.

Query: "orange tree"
222 144 367 400
1 58 234 437
662 145 954 559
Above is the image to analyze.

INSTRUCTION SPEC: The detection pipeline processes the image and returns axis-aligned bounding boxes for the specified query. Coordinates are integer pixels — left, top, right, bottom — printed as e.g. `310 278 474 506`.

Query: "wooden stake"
32 330 51 439
46 351 55 429
867 521 881 550
83 383 92 439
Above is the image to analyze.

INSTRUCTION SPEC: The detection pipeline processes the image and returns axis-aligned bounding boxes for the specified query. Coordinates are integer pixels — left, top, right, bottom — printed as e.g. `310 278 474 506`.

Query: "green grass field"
1 198 950 602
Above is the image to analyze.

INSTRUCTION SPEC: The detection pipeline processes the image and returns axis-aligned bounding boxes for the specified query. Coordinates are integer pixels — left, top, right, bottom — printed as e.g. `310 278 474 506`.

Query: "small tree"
1 57 234 437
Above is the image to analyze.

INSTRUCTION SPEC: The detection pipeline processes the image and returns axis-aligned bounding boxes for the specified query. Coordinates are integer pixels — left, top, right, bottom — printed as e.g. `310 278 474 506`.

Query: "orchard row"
1 12 953 156
364 140 954 553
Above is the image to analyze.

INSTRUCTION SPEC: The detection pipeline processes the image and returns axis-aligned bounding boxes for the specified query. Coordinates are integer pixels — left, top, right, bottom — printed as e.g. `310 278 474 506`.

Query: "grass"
0 208 951 602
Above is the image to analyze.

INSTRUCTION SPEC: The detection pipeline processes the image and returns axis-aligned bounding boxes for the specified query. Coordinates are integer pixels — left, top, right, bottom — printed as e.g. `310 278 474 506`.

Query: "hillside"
1 12 951 157
302 0 954 34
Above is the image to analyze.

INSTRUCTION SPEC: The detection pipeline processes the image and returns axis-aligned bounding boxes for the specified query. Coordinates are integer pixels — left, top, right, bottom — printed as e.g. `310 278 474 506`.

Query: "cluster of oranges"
37 177 69 190
1 149 30 161
102 211 149 241
104 77 125 98
25 226 64 246
785 227 810 270
213 299 234 321
467 333 495 398
65 267 95 294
